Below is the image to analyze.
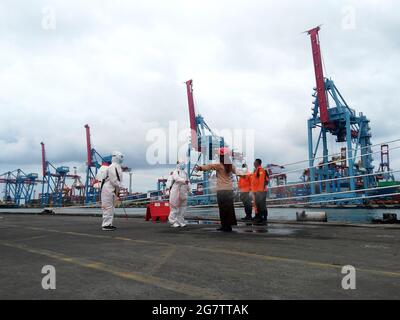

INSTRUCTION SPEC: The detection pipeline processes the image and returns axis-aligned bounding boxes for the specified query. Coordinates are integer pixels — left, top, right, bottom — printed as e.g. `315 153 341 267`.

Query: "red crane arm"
185 79 200 152
84 124 93 167
40 142 46 177
307 27 331 126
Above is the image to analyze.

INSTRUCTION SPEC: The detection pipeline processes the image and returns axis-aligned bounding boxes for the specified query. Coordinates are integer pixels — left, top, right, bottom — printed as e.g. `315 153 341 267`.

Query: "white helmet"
112 151 124 164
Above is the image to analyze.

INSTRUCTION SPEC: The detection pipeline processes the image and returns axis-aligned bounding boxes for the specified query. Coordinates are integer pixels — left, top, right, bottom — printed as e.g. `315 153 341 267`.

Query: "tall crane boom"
307 26 332 128
84 124 93 167
185 79 200 152
41 142 47 177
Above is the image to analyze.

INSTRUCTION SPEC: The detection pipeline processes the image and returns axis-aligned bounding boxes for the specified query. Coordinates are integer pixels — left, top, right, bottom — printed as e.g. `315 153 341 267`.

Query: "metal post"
308 119 316 195
322 127 330 193
346 111 356 191
129 172 133 194
187 144 191 180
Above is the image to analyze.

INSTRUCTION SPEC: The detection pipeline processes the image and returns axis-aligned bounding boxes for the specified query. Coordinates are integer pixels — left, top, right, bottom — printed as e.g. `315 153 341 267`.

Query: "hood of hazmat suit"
112 151 124 165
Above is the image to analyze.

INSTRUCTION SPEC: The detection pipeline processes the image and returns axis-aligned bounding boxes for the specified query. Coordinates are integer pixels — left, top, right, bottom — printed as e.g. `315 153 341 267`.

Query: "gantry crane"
40 142 69 206
306 26 375 203
67 167 85 202
40 142 82 207
0 169 38 206
185 80 225 205
376 144 395 183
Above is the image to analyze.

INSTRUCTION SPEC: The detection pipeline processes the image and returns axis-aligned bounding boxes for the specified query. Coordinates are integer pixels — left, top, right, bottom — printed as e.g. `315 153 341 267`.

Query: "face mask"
178 163 186 170
113 155 123 164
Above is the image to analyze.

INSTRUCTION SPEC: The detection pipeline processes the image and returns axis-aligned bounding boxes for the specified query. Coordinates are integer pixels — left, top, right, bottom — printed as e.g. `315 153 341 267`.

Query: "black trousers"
217 190 237 228
254 192 268 221
240 192 253 218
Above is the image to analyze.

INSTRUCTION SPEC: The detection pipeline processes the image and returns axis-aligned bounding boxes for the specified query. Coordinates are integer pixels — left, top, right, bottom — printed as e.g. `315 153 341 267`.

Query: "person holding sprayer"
196 148 237 232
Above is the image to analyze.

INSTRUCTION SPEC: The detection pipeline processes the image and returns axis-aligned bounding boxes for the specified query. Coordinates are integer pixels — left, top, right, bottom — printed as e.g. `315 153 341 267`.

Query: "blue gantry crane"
305 27 375 204
84 124 112 204
40 142 71 207
0 169 38 206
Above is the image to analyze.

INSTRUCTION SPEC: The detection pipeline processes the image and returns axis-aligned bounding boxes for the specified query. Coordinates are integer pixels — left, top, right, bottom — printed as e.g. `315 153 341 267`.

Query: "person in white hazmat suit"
98 151 125 231
167 161 190 228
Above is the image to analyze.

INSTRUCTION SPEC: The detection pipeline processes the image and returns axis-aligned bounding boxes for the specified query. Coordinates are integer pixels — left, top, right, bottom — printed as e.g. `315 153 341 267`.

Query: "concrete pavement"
0 214 399 299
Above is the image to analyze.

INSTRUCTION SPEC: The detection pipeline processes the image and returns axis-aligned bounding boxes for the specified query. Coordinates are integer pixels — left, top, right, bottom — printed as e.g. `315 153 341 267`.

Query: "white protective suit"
168 162 190 227
101 151 124 228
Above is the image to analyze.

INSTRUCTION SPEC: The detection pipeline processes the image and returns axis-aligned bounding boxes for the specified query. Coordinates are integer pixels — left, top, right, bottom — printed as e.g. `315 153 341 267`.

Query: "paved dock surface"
0 214 399 300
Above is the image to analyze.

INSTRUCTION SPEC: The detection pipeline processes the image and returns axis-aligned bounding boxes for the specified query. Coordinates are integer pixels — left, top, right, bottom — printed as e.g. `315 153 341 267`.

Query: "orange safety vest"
238 172 252 192
251 167 269 193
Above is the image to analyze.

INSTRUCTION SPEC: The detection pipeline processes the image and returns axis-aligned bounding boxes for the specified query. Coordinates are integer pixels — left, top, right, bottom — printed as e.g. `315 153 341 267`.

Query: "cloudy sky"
0 0 399 192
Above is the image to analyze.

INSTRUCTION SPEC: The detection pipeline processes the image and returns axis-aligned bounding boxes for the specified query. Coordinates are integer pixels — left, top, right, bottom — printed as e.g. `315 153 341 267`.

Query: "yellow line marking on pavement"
0 241 225 299
12 235 50 242
17 226 400 279
27 227 111 240
0 224 19 228
113 236 155 244
25 227 170 246
194 247 400 278
148 245 177 275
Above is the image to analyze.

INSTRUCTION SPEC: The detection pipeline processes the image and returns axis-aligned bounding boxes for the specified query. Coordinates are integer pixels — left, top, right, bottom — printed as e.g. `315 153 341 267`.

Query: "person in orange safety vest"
237 163 253 220
251 159 269 225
